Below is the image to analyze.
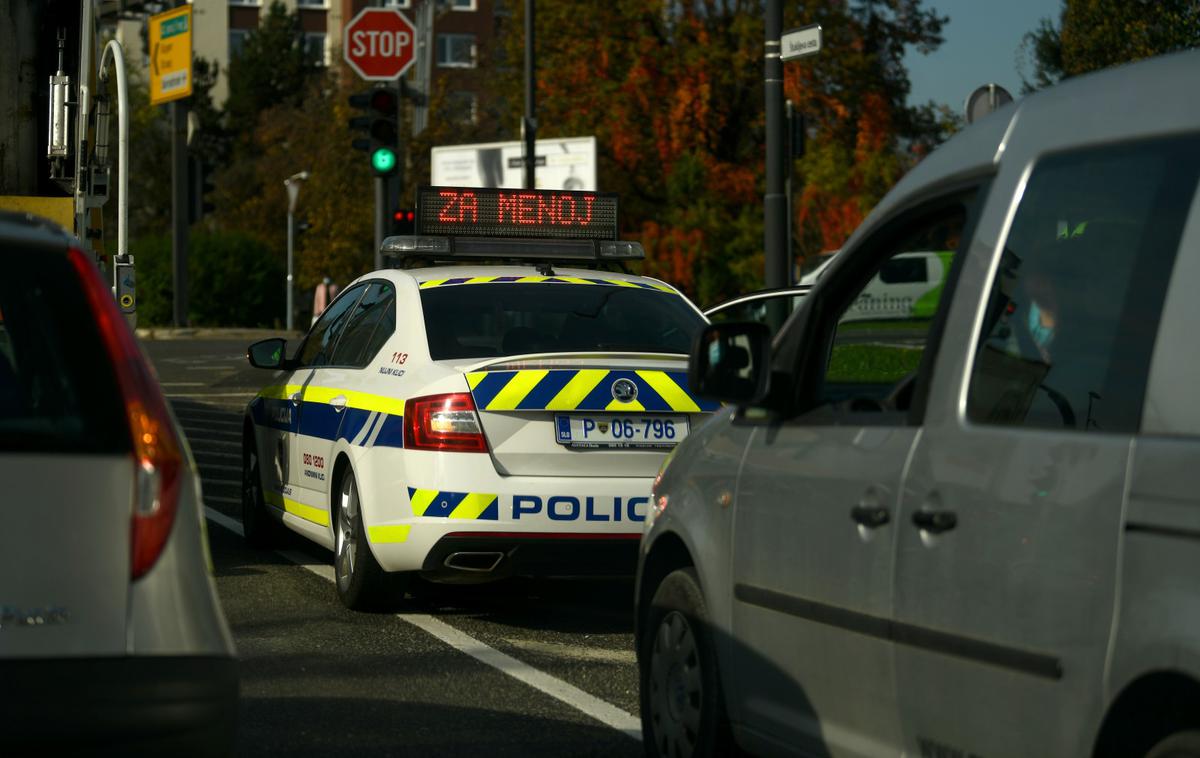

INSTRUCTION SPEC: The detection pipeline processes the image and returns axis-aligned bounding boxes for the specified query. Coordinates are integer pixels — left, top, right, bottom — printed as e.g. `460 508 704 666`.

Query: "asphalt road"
142 336 643 757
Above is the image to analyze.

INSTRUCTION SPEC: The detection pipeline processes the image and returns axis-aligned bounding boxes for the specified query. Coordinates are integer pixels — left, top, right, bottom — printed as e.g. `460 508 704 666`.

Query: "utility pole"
285 171 309 333
523 0 536 190
763 0 787 290
171 99 189 327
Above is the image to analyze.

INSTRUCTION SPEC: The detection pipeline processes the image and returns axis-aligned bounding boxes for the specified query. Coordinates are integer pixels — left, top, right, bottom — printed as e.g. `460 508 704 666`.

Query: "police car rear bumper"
420 531 641 584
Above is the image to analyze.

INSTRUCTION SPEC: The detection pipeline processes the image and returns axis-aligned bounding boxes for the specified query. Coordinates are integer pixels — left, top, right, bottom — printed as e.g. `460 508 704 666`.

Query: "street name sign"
780 23 822 61
149 5 193 105
343 8 416 81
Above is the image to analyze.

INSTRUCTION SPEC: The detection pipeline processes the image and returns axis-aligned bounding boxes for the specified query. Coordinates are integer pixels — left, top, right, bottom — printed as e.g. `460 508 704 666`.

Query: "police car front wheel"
334 466 408 610
242 434 283 548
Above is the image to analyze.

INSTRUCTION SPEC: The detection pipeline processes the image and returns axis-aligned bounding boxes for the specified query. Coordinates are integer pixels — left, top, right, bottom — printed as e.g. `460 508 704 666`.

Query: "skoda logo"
611 378 638 404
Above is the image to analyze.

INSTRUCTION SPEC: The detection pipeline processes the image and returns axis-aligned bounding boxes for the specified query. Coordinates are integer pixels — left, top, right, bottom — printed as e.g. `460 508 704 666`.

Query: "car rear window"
420 282 705 360
0 242 130 453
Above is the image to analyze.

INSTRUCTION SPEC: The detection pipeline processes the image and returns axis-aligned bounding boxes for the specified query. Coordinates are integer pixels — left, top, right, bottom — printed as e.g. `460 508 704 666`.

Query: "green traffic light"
371 147 397 174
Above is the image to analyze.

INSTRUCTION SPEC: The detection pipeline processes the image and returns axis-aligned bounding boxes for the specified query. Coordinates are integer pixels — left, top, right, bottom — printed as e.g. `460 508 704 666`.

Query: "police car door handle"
289 391 302 406
912 509 957 534
329 395 348 413
850 504 890 529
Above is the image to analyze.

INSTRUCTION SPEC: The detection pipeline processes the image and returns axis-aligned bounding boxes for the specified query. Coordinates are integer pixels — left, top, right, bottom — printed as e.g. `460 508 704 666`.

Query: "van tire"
1146 731 1200 758
639 568 734 758
242 435 283 548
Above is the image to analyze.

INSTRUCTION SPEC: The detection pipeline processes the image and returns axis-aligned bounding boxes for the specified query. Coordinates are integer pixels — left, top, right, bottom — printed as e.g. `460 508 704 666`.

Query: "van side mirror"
247 338 289 370
688 322 771 405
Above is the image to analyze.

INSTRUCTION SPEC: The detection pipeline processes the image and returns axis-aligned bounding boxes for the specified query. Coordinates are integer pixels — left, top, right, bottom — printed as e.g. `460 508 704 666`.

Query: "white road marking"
198 463 241 473
192 450 240 461
505 638 637 665
202 507 642 742
186 436 242 449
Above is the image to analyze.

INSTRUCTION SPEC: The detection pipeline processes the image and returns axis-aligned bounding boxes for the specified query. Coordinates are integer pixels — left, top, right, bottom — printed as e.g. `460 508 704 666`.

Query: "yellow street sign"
149 5 193 105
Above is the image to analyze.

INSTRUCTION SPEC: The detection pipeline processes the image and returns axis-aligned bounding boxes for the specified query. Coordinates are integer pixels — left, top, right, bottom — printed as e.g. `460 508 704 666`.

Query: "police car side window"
330 283 396 368
297 284 367 368
967 136 1200 433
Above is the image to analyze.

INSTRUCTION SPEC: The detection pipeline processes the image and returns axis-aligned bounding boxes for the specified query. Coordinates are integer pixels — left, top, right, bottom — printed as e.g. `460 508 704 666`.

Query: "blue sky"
902 0 1061 112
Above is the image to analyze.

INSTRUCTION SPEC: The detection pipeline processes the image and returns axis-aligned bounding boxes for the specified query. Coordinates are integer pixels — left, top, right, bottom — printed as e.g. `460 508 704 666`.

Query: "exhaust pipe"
443 551 504 573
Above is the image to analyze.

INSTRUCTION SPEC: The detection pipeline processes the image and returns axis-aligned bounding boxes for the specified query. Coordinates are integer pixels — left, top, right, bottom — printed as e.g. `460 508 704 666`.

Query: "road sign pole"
374 176 385 271
523 0 537 190
764 0 787 290
171 99 189 327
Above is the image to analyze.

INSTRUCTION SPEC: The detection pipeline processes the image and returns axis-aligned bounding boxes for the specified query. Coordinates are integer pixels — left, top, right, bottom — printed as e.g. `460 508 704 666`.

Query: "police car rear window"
0 243 129 453
420 283 705 360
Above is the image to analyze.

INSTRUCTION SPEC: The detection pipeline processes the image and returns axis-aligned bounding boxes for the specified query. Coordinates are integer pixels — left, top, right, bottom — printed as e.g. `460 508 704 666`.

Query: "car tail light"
405 393 489 453
69 247 183 580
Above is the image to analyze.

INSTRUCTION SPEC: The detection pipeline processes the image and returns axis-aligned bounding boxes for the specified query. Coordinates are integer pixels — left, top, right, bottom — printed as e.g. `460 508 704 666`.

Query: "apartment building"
113 0 500 124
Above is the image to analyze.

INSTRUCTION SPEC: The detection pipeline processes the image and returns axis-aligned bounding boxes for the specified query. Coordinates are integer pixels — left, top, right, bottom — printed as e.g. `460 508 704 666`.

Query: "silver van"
636 50 1200 758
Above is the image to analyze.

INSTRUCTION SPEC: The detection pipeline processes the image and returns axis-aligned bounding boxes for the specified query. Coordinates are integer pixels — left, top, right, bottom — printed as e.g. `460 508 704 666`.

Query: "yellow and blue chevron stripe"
408 488 499 520
418 275 675 292
465 369 719 413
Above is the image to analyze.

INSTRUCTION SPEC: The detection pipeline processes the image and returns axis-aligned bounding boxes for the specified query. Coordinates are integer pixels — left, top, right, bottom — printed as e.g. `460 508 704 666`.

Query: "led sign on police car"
417 186 619 240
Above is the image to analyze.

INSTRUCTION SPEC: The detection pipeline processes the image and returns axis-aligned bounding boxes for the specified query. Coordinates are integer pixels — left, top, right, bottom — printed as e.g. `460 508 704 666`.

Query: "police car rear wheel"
242 436 281 548
640 568 733 758
334 467 406 610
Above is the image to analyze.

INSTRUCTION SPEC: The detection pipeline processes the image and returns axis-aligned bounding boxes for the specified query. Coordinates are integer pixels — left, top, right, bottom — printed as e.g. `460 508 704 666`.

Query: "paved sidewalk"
135 327 303 341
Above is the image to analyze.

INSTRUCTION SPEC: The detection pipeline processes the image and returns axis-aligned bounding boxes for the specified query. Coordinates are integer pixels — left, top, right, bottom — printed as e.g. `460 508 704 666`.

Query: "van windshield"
420 283 705 360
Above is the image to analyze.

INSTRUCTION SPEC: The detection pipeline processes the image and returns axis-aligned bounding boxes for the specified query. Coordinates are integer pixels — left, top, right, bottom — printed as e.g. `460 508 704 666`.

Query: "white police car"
241 186 716 609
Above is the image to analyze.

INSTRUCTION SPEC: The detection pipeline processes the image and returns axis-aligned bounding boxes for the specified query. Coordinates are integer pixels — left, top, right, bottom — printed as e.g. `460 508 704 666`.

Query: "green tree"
1020 0 1200 92
498 0 950 304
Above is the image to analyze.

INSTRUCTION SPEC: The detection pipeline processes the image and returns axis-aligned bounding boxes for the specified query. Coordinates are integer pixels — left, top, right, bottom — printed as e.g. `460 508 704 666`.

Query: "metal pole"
98 41 128 258
374 176 385 270
523 0 536 190
286 209 294 332
764 0 788 289
75 0 94 239
171 99 189 327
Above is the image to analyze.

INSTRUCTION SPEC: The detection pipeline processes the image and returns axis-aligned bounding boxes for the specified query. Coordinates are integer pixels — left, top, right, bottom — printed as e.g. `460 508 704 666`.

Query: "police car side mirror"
247 338 290 370
689 322 771 405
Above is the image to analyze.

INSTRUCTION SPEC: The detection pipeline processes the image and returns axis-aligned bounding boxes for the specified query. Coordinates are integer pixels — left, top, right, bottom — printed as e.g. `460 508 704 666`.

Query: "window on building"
296 0 326 6
436 33 476 68
379 0 412 7
303 32 328 66
446 91 478 125
449 0 477 10
229 29 251 59
228 0 261 6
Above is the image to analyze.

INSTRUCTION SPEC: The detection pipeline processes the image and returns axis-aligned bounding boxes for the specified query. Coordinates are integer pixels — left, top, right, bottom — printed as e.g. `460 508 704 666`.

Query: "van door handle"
289 391 302 406
850 505 890 529
329 395 348 413
912 509 957 534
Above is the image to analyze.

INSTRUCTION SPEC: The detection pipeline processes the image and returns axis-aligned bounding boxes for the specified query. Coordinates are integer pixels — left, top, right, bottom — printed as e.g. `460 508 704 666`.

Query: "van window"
967 136 1200 433
819 211 965 410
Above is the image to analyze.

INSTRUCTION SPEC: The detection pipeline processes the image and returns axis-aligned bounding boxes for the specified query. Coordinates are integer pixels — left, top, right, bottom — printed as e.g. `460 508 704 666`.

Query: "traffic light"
349 86 399 177
392 208 415 235
188 156 217 224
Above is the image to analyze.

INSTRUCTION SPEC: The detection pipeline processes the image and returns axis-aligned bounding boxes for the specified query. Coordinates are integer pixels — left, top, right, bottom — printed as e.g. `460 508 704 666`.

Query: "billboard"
431 136 596 191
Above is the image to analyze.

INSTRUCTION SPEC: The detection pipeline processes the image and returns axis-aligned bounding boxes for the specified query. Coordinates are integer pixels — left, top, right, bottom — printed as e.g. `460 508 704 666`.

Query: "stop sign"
343 8 416 81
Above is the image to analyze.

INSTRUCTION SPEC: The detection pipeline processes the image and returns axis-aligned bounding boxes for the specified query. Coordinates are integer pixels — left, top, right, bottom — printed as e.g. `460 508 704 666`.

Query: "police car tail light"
69 246 183 581
405 393 489 453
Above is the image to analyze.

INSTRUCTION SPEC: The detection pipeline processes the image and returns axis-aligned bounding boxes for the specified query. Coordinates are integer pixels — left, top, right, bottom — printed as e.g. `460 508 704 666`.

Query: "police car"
241 186 716 609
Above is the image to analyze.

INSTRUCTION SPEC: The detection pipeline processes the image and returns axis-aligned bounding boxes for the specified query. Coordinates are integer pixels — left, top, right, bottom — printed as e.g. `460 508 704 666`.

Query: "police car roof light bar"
380 235 645 268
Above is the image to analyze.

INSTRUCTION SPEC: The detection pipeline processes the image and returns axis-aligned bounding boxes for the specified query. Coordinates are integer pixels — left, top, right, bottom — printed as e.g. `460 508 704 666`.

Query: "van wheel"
1146 731 1200 758
334 467 407 611
242 436 282 547
639 568 733 758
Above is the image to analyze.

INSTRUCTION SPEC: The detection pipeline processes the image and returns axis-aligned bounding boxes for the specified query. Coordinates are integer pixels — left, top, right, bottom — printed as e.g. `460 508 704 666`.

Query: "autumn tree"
1020 0 1200 91
498 0 951 305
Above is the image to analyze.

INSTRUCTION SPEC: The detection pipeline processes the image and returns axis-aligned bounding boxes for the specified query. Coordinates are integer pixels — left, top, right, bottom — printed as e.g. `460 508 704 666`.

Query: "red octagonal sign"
343 8 416 81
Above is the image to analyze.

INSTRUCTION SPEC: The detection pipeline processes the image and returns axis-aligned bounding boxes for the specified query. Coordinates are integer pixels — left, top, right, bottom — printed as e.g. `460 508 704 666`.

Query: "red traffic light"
370 88 398 113
393 210 415 222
